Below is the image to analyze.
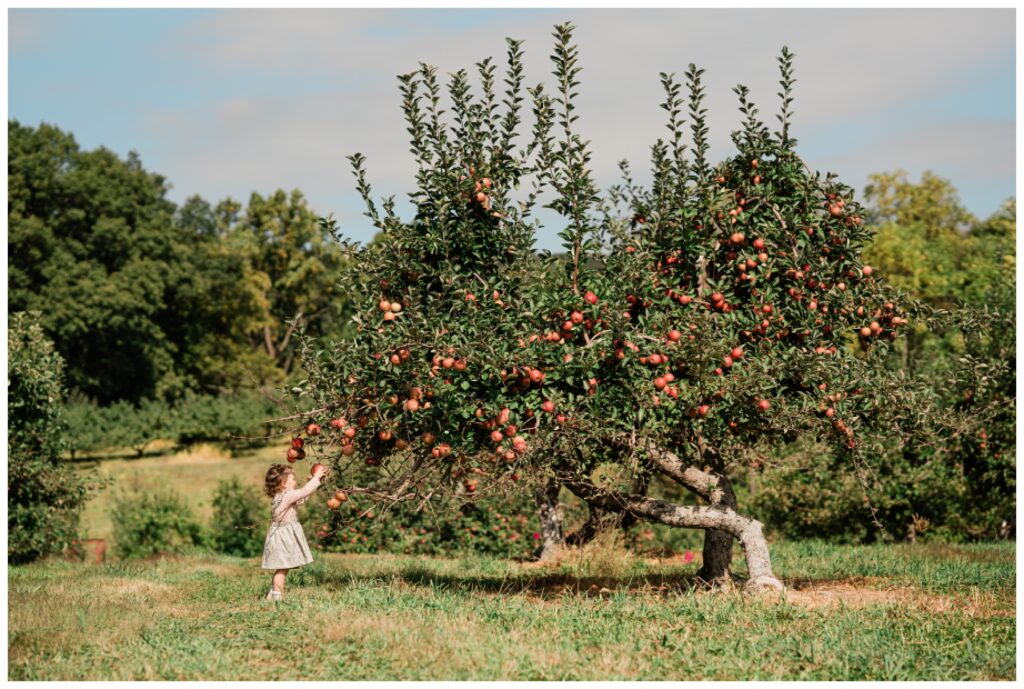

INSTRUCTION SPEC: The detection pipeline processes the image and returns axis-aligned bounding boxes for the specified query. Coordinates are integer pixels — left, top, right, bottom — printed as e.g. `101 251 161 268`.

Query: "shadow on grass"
316 562 713 598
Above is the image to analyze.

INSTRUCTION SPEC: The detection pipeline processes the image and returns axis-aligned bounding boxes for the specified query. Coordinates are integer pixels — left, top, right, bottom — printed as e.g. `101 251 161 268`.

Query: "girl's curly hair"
264 464 293 498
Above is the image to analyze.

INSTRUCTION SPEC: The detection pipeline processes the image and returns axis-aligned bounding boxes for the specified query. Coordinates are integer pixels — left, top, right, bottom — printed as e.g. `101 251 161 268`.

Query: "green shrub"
109 490 206 559
749 434 1009 544
8 312 94 564
209 478 266 557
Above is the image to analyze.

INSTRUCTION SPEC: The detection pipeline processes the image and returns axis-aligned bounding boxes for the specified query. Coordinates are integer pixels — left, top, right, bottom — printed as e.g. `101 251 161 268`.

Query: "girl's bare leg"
272 569 288 593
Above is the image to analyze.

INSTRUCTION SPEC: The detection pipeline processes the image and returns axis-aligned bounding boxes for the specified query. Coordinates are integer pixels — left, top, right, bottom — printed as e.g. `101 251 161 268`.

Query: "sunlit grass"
8 541 1014 680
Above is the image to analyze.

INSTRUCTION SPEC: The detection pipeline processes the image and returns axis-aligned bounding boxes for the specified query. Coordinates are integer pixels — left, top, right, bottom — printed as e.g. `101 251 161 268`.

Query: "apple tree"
291 24 948 591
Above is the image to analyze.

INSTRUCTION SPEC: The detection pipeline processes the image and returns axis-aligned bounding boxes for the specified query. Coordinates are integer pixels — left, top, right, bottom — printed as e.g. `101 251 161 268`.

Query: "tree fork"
561 476 783 592
640 440 737 586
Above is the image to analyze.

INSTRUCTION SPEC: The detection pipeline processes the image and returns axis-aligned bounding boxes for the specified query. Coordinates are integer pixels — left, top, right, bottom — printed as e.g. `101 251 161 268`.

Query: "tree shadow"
318 562 714 599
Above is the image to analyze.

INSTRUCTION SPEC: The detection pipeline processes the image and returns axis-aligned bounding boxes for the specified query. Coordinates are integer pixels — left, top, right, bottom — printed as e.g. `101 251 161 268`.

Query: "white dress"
261 475 321 570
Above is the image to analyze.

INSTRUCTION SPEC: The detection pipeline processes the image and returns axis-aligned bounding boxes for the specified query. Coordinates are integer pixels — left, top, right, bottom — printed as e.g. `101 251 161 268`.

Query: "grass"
8 540 1015 680
73 442 285 541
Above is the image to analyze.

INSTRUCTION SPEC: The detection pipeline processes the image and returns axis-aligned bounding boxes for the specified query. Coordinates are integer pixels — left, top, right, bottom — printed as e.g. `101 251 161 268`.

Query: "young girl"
262 463 328 600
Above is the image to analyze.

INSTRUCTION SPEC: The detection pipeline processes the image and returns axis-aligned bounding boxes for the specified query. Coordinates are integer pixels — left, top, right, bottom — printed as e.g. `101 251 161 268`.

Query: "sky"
8 8 1016 250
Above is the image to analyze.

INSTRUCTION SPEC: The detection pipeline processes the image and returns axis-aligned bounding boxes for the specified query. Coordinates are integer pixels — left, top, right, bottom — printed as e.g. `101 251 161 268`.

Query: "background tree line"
9 119 353 406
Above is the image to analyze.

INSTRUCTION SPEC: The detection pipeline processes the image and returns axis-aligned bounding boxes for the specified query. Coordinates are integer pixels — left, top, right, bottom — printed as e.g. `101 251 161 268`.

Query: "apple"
306 423 321 436
668 329 682 342
310 463 325 476
291 437 305 450
405 398 420 412
730 346 744 360
584 290 598 305
757 399 771 412
334 490 349 502
326 498 341 510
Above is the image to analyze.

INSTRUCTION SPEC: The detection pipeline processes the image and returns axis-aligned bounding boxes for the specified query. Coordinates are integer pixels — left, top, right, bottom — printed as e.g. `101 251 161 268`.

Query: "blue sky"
9 8 1015 248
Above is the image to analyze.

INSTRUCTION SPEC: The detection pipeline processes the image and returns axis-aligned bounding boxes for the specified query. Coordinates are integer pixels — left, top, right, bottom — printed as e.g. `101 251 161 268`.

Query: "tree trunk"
698 474 737 587
534 477 565 561
562 476 783 593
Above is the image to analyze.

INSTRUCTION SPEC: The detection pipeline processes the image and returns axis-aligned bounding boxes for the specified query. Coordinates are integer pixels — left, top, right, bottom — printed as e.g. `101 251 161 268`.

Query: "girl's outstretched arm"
278 474 323 511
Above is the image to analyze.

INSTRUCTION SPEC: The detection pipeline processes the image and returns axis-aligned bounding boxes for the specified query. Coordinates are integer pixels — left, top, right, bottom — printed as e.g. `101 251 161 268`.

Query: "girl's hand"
312 465 329 480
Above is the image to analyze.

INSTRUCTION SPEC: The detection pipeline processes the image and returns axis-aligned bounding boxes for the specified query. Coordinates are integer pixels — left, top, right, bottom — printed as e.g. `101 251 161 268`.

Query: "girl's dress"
261 475 321 570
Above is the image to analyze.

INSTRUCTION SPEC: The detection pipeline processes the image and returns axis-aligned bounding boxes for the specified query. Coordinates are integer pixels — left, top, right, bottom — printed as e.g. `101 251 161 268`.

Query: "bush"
109 490 206 559
8 311 93 564
209 478 266 557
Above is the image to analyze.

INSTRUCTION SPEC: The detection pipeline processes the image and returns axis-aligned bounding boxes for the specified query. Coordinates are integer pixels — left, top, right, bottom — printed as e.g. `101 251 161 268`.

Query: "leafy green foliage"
8 121 352 403
755 174 1016 542
171 391 279 449
109 490 206 559
209 478 266 557
64 392 280 457
8 312 94 563
311 487 540 558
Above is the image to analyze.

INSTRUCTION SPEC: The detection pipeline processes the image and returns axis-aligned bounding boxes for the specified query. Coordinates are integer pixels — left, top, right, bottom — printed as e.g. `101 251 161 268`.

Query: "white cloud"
135 8 1013 245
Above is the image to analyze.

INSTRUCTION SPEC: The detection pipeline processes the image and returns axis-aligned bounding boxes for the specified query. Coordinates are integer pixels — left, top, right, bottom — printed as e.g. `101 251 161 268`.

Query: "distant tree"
232 189 353 375
9 121 183 402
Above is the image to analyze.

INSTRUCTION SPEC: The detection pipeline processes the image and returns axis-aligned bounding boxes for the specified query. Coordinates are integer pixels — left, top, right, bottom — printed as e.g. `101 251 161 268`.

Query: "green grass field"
12 447 1014 680
8 540 1015 680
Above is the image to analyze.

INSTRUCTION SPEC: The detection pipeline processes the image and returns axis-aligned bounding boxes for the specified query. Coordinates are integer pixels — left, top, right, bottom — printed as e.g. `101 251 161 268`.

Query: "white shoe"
265 590 282 601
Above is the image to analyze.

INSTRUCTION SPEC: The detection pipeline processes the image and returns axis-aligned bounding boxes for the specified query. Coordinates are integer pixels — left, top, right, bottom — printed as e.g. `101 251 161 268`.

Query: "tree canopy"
8 120 351 403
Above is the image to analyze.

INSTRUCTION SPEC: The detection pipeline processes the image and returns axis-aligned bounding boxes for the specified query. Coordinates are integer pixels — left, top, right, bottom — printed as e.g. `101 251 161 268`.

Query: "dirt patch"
97 578 174 599
784 580 1014 617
